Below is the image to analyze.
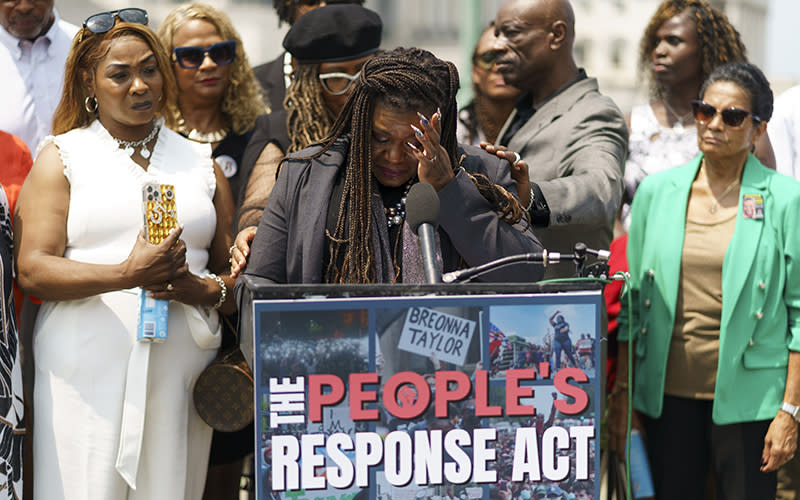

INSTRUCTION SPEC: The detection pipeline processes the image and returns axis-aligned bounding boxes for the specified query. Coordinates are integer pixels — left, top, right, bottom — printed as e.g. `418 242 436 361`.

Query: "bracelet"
525 187 535 212
207 273 227 310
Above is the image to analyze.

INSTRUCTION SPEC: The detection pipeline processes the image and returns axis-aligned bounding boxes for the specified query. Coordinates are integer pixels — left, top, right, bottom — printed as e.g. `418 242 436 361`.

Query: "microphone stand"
441 243 611 284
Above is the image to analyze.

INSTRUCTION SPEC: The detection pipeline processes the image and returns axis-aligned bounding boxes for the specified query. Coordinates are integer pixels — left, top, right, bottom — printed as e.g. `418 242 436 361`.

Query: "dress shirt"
0 10 78 155
770 84 800 180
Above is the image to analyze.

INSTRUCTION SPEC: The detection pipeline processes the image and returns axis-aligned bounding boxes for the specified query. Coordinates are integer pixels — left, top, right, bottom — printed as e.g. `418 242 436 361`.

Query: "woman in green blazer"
610 62 800 499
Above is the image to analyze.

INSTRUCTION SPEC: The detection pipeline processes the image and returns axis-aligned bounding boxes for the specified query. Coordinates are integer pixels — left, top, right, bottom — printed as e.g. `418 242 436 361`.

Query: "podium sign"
252 288 603 500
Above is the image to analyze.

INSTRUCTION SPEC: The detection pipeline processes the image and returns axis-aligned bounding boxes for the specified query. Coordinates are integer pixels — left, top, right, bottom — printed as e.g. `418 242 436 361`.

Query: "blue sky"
766 0 800 80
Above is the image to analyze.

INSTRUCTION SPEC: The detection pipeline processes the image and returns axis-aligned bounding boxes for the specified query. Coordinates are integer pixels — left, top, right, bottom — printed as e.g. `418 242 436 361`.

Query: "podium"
239 276 605 500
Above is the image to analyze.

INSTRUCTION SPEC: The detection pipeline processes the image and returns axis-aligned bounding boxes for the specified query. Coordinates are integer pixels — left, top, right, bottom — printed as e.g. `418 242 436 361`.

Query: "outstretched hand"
481 142 530 207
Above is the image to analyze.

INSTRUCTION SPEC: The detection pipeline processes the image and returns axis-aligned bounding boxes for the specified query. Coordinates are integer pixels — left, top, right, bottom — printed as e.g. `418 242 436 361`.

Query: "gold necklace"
702 160 740 213
177 117 229 144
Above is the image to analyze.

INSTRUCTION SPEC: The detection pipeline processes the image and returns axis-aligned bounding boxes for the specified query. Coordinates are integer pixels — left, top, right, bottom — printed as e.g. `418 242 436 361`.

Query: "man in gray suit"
492 0 627 279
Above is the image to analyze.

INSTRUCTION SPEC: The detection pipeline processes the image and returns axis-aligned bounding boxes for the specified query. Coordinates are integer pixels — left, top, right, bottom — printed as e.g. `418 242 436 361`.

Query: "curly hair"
157 3 267 135
284 64 337 153
272 0 366 27
303 47 526 284
638 0 747 96
53 22 177 135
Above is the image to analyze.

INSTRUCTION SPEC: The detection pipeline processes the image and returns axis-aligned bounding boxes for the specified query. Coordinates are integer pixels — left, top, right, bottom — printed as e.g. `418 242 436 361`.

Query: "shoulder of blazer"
636 154 702 198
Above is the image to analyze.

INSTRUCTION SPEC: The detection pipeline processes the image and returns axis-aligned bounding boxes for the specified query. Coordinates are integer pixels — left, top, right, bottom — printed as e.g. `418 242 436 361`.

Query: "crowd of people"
1 0 800 498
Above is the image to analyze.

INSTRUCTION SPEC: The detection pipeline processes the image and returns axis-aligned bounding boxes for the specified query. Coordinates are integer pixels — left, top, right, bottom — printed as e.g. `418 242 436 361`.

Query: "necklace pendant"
140 146 151 159
124 146 135 157
673 120 684 134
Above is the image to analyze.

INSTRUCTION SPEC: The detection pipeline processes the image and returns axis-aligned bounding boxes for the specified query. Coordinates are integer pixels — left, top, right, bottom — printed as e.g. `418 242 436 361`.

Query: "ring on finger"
228 244 237 257
513 152 521 164
166 282 174 292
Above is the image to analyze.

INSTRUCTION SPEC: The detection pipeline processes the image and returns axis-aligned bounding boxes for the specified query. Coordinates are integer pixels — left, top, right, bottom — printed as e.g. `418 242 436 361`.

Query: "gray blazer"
240 139 544 286
498 77 628 278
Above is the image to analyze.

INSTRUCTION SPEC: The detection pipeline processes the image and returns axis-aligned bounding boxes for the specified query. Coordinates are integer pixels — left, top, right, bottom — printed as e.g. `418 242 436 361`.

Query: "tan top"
664 191 737 399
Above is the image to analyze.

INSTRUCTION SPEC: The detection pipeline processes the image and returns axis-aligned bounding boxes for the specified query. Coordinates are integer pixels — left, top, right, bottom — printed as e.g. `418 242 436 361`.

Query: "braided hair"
307 47 524 284
639 0 747 97
284 64 337 153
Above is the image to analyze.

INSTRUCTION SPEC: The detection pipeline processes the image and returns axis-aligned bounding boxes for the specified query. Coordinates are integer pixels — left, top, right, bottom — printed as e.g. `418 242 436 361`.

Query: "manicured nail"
417 112 429 126
410 124 423 136
436 107 442 119
406 141 420 152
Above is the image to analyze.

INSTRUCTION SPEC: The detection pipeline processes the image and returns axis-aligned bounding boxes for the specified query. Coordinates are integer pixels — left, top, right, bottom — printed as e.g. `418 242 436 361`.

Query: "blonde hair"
53 22 177 135
157 3 267 135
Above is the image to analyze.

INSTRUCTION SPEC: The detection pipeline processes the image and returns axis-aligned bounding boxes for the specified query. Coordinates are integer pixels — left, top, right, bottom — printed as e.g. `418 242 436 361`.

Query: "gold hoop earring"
84 96 98 113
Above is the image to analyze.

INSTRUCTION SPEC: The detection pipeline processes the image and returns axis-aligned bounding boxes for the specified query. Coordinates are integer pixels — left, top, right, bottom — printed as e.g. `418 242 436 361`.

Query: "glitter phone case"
138 183 178 343
143 183 178 244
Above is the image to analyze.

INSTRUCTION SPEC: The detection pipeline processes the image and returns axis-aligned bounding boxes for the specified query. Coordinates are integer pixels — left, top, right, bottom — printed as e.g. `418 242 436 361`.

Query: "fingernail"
410 124 423 136
436 107 442 118
417 112 429 126
406 141 420 152
761 457 768 465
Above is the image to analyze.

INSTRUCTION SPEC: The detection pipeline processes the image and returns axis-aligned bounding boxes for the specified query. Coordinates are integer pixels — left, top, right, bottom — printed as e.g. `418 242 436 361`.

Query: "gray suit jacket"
498 77 628 278
239 139 544 287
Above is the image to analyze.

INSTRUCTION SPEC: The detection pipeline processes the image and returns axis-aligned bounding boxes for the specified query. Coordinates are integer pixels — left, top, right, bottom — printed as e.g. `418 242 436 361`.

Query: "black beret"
283 4 382 64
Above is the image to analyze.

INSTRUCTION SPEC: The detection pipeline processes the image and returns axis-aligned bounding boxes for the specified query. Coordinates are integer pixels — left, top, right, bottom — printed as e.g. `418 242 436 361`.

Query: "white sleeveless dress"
33 120 222 500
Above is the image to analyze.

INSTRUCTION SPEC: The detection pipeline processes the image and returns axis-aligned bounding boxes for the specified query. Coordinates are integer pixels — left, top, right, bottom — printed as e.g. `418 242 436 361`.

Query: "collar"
0 8 60 58
514 68 588 117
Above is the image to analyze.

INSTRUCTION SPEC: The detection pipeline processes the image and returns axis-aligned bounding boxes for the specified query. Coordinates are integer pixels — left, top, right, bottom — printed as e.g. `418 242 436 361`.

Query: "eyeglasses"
173 40 237 69
691 100 761 127
318 70 361 95
474 51 497 71
82 8 149 35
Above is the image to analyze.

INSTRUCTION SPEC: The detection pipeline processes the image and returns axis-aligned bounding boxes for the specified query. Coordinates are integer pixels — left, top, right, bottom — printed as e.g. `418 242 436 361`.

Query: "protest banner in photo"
254 292 602 500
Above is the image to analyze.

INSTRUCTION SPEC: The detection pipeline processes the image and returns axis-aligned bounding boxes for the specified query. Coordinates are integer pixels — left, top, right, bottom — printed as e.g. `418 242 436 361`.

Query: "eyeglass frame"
473 50 497 71
172 40 237 70
691 99 762 127
318 69 361 96
79 8 148 43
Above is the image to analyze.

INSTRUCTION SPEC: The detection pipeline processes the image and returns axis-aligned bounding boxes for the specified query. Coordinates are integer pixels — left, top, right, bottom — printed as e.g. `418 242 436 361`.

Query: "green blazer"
621 153 800 424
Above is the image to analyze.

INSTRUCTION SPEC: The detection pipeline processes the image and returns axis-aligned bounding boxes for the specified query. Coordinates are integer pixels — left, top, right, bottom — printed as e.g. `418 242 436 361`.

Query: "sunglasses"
691 100 761 127
82 8 149 35
318 70 361 96
474 51 497 71
173 40 237 69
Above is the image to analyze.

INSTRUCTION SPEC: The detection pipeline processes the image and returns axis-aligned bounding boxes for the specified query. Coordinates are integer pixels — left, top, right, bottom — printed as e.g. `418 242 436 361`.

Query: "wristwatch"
781 401 800 422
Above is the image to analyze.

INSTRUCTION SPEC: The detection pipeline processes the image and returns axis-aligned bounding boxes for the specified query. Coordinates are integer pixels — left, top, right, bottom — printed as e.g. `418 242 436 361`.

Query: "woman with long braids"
233 47 543 286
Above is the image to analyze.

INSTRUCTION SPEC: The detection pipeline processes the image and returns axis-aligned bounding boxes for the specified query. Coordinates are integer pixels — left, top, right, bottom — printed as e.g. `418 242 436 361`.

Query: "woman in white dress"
14 10 235 500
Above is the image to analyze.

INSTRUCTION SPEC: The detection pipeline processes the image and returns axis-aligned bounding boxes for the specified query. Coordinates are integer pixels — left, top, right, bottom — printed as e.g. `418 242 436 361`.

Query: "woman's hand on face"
230 225 257 279
760 411 799 472
409 109 454 191
123 226 187 288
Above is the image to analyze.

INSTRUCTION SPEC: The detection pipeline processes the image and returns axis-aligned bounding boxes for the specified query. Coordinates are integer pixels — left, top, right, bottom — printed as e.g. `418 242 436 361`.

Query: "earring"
84 96 98 113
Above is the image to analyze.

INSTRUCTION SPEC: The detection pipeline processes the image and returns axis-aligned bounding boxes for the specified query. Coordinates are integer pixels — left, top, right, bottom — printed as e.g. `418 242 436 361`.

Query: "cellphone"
142 183 178 244
138 183 178 343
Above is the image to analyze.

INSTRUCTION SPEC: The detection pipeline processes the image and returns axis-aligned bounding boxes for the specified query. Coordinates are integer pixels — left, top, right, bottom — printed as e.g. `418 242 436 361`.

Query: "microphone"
441 251 563 283
405 182 442 284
